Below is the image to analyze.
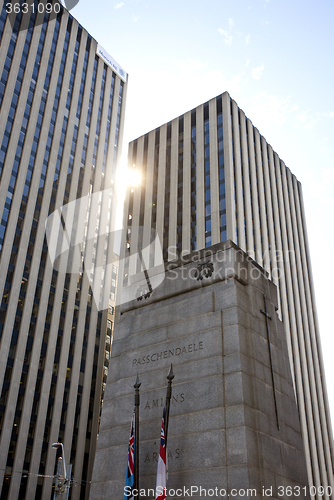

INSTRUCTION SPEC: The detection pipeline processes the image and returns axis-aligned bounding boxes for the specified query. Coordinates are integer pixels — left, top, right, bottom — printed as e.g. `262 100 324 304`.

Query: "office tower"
123 91 334 496
0 2 127 499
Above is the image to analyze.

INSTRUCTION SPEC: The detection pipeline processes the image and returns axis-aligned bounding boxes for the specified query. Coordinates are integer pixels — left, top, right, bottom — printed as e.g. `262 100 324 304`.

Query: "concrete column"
167 118 178 261
261 138 277 284
182 111 191 255
196 105 205 250
128 134 143 277
155 124 167 264
231 99 245 251
142 130 155 254
239 109 254 258
254 129 269 274
209 97 219 245
247 120 262 266
222 92 236 242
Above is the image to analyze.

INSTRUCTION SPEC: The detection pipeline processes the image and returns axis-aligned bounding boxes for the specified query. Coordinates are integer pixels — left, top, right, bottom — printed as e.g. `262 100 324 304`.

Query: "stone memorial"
90 241 309 499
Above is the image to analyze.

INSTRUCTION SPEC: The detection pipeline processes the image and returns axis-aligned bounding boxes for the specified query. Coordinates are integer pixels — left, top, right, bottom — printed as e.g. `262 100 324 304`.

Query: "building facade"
0 2 126 499
123 91 334 497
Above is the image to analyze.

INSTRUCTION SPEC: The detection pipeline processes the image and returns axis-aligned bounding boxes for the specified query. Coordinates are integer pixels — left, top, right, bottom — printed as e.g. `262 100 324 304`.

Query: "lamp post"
52 442 70 500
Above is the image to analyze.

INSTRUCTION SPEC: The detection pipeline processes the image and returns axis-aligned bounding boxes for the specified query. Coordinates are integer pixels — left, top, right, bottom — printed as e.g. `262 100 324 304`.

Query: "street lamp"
52 442 69 499
52 442 67 480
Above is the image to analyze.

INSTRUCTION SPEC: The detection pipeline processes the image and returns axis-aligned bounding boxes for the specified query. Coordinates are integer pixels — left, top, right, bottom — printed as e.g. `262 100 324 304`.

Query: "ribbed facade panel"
124 91 333 496
0 2 126 499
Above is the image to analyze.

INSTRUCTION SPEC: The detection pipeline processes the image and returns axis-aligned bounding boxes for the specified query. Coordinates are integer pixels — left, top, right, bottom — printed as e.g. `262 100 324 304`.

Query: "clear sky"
69 0 334 423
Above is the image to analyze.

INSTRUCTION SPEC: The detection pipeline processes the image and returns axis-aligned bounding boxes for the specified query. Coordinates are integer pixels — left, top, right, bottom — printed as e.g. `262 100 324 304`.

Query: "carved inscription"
133 342 204 366
144 448 180 463
144 393 185 410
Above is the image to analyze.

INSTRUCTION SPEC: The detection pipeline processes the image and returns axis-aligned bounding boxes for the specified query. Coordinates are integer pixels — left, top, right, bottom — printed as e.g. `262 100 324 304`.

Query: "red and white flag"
155 406 167 500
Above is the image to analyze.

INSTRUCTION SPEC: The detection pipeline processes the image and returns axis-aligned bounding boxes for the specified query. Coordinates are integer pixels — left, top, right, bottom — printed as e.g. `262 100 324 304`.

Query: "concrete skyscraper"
123 91 334 497
0 2 126 499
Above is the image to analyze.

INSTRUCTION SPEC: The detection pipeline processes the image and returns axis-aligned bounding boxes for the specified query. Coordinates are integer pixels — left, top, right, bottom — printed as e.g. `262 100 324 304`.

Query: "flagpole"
134 373 141 496
164 364 174 449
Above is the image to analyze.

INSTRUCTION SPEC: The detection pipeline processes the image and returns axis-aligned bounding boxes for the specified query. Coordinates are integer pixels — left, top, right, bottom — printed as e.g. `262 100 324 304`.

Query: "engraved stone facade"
91 242 309 499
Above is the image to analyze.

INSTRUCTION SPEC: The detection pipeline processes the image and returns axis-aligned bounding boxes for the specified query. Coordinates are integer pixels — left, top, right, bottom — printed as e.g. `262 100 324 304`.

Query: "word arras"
144 448 180 463
132 342 204 367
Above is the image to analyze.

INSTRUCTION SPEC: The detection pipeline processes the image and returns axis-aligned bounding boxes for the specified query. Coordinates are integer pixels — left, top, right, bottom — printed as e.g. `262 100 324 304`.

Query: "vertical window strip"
123 140 137 286
0 11 49 255
0 4 28 109
47 29 71 200
239 109 247 247
150 128 160 267
246 124 255 254
111 81 124 178
151 129 160 231
204 103 211 248
163 123 172 258
136 135 149 272
0 0 39 178
262 141 272 274
177 116 183 251
139 135 149 222
190 114 197 252
67 48 89 178
217 105 226 242
91 66 107 170
231 99 237 244
0 2 8 43
75 57 98 201
82 66 108 300
98 190 113 310
0 14 54 343
101 73 115 176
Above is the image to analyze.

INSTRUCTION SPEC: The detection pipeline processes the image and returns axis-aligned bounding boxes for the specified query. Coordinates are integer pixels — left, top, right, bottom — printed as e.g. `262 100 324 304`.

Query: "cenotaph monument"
90 241 309 499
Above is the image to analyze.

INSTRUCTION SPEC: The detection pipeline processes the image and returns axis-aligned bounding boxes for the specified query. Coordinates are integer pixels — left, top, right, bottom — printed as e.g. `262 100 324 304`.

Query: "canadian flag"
155 407 167 500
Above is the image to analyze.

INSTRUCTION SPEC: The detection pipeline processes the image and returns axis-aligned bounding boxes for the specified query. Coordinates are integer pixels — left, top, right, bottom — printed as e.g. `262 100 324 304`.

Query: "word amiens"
144 393 184 410
132 342 204 366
